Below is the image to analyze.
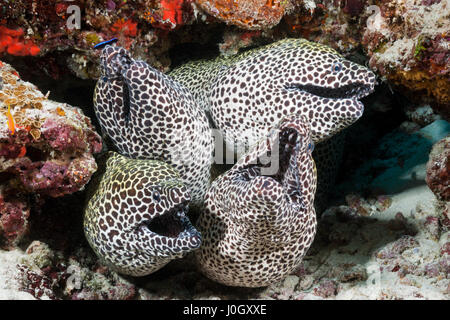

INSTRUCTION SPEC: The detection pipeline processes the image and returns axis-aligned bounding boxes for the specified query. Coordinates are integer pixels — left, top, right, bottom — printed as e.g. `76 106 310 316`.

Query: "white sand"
0 249 35 300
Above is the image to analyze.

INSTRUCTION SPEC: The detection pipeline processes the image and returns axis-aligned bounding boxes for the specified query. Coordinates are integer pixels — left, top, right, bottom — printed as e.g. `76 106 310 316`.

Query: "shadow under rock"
129 253 267 300
23 191 90 253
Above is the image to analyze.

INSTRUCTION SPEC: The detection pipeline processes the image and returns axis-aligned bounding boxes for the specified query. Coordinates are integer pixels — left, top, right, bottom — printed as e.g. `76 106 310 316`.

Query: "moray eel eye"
332 62 342 73
152 190 161 202
307 142 315 153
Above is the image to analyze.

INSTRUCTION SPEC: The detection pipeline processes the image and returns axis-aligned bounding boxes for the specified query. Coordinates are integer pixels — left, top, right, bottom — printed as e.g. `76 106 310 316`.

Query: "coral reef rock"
362 0 450 108
195 0 295 30
16 240 137 300
0 0 205 78
0 61 102 248
426 136 450 201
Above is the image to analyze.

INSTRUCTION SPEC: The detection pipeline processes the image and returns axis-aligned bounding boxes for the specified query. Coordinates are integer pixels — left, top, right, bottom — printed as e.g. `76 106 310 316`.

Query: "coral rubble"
16 240 137 300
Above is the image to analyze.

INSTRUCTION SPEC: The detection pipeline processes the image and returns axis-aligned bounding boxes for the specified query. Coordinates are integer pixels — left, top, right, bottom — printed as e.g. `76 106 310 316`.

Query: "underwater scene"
0 0 448 301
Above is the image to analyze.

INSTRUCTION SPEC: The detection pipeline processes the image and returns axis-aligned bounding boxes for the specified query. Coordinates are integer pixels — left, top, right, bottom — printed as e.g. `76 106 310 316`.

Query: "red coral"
160 0 190 26
110 18 138 37
0 143 28 159
0 26 40 56
144 0 193 30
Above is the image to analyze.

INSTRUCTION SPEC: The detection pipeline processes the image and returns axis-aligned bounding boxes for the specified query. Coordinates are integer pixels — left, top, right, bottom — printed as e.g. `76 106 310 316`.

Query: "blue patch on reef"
337 120 450 195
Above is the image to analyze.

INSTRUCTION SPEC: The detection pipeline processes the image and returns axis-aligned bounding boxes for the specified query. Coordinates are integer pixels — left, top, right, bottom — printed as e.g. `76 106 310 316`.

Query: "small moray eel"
195 115 317 287
84 152 201 276
94 46 213 206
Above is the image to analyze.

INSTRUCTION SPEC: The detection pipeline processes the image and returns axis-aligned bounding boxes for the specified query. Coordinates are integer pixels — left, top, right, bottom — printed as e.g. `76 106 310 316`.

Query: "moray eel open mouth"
144 201 194 238
140 200 201 255
288 82 373 100
237 121 309 205
273 127 301 182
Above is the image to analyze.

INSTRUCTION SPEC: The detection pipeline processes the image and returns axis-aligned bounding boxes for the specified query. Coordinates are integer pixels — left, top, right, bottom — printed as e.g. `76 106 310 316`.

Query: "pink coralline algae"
423 216 440 241
376 235 420 259
0 61 102 247
313 279 339 298
426 137 450 201
0 194 30 248
441 204 450 231
17 241 137 300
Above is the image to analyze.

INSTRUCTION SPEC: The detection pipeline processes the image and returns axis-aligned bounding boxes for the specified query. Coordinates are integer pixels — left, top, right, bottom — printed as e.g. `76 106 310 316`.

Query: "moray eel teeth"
236 117 312 206
141 201 202 256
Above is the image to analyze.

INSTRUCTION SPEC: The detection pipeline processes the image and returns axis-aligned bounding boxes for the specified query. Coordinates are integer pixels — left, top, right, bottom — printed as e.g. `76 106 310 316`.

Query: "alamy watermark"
167 128 284 176
65 0 81 30
62 2 382 32
366 5 382 30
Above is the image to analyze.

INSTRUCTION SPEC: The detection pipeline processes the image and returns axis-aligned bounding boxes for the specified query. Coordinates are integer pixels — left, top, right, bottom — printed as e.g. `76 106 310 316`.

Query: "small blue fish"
94 38 118 49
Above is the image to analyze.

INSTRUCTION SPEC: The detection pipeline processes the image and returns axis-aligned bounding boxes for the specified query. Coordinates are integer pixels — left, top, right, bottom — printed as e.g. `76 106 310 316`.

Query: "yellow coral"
389 69 449 105
85 33 100 45
1 67 47 135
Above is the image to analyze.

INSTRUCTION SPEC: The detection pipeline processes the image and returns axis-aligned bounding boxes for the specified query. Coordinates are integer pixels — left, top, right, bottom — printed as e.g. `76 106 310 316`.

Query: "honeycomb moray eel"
195 114 317 287
170 38 376 212
94 46 213 206
170 38 376 145
84 152 201 276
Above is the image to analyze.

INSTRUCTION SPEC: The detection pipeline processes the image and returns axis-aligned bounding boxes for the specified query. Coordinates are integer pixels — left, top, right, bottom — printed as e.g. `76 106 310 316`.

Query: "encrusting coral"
426 136 450 201
362 0 449 107
195 0 295 30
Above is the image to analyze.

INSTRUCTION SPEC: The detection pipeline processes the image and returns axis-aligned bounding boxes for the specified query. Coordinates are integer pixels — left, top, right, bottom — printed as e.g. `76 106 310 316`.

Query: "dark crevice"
26 146 47 162
146 204 186 238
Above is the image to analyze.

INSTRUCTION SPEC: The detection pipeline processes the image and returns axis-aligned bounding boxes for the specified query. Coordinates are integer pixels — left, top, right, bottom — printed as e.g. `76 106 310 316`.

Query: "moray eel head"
279 41 376 141
212 39 376 143
84 152 201 277
99 45 132 79
228 114 316 242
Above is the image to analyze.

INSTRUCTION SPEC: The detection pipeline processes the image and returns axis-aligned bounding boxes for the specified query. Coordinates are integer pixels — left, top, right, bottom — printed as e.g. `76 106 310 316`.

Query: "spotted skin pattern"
84 152 201 276
171 38 376 211
210 39 375 148
94 46 213 206
195 115 317 287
